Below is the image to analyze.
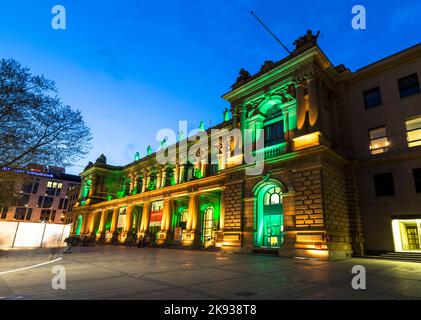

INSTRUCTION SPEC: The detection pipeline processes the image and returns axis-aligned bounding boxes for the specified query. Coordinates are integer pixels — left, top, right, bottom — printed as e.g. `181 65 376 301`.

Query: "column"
232 107 238 129
186 193 200 232
174 162 180 184
240 106 247 142
156 168 162 189
179 165 185 183
98 210 107 241
142 172 147 193
162 169 167 188
88 176 96 197
220 190 226 232
183 193 200 246
140 202 151 234
215 190 225 247
307 78 319 127
124 205 134 233
110 207 119 233
296 83 306 130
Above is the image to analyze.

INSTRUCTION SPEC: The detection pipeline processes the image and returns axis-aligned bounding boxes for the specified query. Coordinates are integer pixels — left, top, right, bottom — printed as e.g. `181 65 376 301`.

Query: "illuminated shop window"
406 116 421 148
369 126 390 155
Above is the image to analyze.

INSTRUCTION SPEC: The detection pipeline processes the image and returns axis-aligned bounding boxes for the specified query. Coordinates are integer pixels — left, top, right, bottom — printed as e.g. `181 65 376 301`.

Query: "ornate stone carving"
232 68 251 88
260 60 275 73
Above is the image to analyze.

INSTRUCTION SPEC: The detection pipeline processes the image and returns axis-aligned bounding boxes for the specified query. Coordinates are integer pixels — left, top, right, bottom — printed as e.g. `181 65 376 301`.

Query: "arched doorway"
201 204 215 244
254 181 285 248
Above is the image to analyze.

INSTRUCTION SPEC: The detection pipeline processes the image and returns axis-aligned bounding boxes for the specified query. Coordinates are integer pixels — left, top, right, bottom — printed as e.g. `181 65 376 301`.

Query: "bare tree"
0 59 92 206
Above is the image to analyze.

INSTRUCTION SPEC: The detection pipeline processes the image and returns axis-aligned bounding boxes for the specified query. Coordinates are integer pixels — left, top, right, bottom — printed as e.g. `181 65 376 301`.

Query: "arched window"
254 183 284 248
264 187 282 206
202 206 214 242
264 106 284 147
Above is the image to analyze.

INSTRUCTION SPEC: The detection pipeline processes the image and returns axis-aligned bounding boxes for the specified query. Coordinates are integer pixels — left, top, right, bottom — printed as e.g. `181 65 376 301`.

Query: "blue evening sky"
0 0 420 174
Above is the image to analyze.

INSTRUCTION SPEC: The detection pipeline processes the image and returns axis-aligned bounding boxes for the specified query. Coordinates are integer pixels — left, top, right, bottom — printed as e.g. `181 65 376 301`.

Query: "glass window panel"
369 127 386 140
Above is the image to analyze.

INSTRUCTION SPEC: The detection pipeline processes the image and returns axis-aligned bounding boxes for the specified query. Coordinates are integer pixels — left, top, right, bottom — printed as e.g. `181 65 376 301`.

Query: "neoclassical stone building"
72 31 421 259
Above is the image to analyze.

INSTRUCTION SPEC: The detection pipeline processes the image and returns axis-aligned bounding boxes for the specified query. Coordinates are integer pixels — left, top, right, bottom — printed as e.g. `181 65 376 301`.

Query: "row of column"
83 190 226 246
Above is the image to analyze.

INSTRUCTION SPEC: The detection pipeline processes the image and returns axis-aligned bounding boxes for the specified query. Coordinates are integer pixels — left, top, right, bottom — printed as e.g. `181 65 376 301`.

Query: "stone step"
379 252 421 263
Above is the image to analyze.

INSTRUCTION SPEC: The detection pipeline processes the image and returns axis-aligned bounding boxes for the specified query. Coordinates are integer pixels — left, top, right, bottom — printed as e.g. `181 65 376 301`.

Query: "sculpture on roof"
95 154 107 165
223 108 231 122
260 60 275 73
293 30 320 50
147 145 153 156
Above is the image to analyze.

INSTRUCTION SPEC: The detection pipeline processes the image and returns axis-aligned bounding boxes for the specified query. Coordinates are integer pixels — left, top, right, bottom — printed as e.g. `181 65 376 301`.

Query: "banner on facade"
117 207 127 229
150 201 164 227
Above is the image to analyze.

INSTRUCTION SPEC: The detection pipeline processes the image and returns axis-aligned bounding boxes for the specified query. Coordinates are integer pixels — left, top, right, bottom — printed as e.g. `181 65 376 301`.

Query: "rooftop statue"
134 152 141 162
293 30 321 50
147 145 153 156
95 154 107 165
160 137 168 149
223 108 231 122
260 60 275 73
199 121 206 132
178 130 185 142
236 68 251 83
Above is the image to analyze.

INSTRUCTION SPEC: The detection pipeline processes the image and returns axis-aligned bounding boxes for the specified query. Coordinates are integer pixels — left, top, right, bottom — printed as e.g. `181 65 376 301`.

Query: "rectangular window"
38 196 44 208
264 120 284 147
40 210 51 222
1 207 8 220
21 178 34 194
406 116 421 148
374 173 395 197
16 194 30 207
413 169 421 193
32 179 40 194
369 126 389 155
26 208 33 221
58 198 64 210
42 197 54 209
14 208 27 221
51 210 56 223
398 73 420 98
363 87 382 109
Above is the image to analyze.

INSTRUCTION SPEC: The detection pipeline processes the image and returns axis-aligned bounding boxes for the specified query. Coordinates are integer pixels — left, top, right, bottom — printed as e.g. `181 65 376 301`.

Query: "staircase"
379 252 421 263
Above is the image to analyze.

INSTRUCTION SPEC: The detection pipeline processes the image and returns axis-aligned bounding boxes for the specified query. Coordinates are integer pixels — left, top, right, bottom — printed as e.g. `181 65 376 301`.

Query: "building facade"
0 164 81 224
71 31 421 259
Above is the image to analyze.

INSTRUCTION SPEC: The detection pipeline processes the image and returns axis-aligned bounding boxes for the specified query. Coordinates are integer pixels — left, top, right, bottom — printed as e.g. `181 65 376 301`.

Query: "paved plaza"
0 246 420 300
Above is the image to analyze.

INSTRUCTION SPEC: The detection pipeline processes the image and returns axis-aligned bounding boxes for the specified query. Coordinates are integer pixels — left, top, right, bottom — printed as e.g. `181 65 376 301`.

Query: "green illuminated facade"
72 31 369 260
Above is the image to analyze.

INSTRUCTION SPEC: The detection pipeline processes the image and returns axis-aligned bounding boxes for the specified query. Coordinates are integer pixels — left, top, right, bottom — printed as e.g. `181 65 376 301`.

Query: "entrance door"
406 226 420 250
392 219 421 252
262 187 283 248
202 206 214 244
263 214 282 247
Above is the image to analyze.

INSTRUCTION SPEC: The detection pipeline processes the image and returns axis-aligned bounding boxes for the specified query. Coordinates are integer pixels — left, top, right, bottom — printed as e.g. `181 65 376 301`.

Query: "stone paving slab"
0 246 420 300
